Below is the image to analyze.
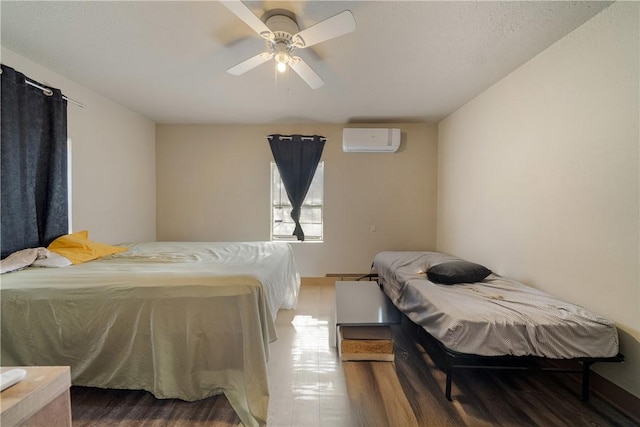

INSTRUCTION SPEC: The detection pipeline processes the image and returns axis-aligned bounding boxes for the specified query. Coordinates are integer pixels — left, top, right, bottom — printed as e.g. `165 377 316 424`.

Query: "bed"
372 251 624 400
1 240 300 427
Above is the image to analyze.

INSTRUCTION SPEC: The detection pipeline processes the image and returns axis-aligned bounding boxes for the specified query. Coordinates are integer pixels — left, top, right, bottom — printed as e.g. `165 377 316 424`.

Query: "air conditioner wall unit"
342 128 401 153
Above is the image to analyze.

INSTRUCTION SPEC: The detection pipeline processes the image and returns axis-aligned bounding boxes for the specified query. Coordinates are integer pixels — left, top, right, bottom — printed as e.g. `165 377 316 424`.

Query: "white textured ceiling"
1 1 612 124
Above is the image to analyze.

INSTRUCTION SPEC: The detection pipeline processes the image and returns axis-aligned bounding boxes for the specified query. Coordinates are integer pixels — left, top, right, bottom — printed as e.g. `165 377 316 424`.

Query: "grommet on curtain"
266 135 327 142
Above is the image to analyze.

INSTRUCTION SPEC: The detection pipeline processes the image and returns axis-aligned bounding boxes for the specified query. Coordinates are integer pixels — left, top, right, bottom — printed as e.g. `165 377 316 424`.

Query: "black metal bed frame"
359 273 625 401
406 317 625 402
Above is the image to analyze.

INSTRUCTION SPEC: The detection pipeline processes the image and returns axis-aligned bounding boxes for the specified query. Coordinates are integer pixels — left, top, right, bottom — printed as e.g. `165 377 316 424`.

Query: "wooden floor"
71 283 638 427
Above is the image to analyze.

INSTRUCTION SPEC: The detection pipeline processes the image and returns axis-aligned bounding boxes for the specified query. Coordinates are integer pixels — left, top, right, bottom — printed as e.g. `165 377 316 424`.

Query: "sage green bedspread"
1 241 300 427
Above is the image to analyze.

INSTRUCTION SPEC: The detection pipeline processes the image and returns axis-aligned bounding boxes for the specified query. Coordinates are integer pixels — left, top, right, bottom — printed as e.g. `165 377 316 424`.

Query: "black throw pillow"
427 260 491 285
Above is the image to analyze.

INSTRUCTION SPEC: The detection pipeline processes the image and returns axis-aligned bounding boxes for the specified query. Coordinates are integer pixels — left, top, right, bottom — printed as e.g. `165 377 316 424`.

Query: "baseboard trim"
301 275 373 286
548 360 639 422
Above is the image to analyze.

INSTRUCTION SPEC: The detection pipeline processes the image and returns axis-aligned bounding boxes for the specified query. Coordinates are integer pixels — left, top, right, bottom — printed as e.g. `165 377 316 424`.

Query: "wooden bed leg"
582 361 593 401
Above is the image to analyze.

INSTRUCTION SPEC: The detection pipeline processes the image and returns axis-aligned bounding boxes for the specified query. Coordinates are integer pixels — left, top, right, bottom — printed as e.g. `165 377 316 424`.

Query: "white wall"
156 123 437 276
437 2 639 397
1 48 157 244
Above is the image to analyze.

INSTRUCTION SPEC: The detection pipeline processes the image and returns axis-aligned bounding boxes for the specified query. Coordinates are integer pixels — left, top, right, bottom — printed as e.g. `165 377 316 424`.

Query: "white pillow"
31 252 72 268
0 248 40 274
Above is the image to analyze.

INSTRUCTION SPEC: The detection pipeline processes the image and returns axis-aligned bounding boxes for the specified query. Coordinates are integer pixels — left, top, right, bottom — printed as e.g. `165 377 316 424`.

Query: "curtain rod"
267 135 327 141
25 80 84 107
0 68 84 107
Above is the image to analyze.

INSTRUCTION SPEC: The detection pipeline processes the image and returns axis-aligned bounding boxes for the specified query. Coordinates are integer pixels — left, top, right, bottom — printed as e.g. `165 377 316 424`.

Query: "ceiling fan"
221 1 356 89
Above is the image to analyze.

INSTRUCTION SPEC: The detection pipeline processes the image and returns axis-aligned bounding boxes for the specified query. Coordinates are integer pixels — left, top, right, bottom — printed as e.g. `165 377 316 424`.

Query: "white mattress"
1 241 300 427
373 251 619 358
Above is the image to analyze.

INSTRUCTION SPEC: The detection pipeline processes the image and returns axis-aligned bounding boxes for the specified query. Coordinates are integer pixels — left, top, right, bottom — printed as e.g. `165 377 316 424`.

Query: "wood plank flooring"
70 283 638 427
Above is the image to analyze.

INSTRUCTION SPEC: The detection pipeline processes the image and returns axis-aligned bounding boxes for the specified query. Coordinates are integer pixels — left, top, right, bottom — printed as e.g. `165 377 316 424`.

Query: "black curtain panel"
1 64 68 258
268 134 325 241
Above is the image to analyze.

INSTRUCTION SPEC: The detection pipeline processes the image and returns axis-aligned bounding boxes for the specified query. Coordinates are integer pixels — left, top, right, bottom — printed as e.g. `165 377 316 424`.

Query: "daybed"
1 240 300 427
372 251 623 401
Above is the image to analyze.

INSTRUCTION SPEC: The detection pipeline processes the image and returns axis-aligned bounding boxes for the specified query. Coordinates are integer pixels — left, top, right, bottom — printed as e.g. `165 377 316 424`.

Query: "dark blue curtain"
1 64 68 258
268 134 325 241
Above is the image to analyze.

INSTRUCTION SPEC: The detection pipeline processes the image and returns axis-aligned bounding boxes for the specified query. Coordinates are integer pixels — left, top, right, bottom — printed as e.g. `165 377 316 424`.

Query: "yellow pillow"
48 230 127 265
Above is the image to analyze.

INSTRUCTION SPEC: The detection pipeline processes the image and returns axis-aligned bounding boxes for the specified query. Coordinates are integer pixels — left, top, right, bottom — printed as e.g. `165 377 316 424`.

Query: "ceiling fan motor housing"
265 13 301 58
265 14 299 37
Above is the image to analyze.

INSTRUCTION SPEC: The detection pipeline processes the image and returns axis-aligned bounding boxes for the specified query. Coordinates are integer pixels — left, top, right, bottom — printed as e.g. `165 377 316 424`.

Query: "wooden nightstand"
0 366 72 427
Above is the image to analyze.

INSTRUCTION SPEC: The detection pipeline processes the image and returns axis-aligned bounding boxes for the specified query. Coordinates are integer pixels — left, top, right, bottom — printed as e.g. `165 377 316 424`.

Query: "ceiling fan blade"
289 57 324 89
293 10 356 48
227 52 273 76
220 1 273 39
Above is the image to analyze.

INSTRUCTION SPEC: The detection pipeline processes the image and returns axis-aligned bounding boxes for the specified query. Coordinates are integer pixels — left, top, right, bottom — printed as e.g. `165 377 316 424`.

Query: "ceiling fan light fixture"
273 42 291 72
274 51 290 64
274 43 290 62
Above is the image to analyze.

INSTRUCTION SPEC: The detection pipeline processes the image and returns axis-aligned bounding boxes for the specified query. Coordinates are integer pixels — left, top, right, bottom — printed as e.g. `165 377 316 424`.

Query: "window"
271 161 323 242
